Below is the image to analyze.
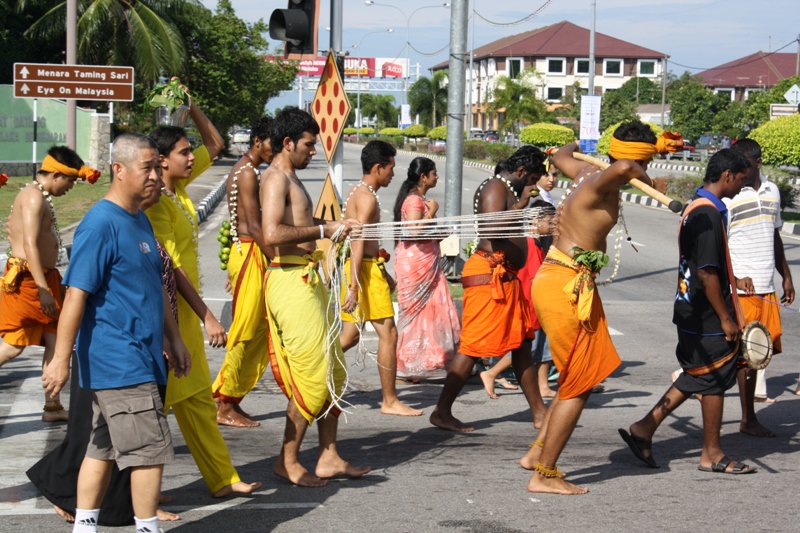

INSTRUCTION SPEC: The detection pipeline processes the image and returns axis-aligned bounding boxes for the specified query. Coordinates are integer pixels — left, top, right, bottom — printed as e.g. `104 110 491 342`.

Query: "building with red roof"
697 52 799 102
431 20 666 131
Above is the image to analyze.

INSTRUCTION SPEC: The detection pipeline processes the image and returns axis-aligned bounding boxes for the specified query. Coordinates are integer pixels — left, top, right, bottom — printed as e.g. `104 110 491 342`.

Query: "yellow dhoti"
341 257 394 323
265 254 346 424
212 239 269 402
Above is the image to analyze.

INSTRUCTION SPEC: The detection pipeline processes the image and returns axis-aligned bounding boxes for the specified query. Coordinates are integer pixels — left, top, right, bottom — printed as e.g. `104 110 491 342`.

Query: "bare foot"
519 445 541 470
316 458 372 479
396 378 420 385
540 388 556 399
273 457 328 488
528 472 588 495
234 403 255 418
430 410 475 432
754 396 777 403
213 481 263 497
217 402 260 428
740 419 776 437
381 400 423 417
157 509 180 521
42 409 69 422
53 505 74 522
479 371 499 400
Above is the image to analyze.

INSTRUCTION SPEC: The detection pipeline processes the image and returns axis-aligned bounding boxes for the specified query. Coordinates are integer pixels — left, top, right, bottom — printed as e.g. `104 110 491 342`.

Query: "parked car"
697 133 725 152
469 128 484 139
483 130 500 142
663 139 701 161
433 139 446 147
232 129 250 144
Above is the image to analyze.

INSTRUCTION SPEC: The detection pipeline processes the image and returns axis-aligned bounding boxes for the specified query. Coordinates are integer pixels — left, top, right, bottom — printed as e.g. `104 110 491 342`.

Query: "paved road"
2 144 800 532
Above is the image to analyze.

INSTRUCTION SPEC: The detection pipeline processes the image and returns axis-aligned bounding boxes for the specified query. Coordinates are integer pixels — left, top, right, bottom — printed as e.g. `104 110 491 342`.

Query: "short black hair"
609 120 658 163
271 107 320 154
704 148 751 183
250 116 273 148
730 138 761 160
39 145 84 175
148 126 188 157
361 140 396 174
495 145 547 178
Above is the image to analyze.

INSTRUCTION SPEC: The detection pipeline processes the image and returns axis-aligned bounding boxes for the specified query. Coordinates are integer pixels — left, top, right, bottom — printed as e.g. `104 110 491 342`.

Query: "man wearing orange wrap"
429 147 548 433
522 121 682 494
212 117 275 428
0 146 99 422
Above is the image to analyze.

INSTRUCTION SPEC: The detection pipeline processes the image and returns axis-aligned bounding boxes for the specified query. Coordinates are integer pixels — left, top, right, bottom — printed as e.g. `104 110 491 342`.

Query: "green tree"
172 0 296 142
744 76 800 130
18 0 200 83
612 76 662 105
0 1 63 84
485 68 547 137
408 70 448 128
669 77 729 141
346 93 398 128
599 89 638 132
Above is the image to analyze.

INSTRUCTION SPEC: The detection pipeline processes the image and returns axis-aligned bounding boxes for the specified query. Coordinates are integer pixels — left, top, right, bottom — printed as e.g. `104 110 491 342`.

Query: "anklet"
43 402 64 412
534 462 563 478
529 439 545 449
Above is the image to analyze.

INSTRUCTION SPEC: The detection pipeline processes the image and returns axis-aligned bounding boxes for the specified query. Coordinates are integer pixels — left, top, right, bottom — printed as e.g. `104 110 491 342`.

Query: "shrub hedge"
519 123 575 147
749 114 800 167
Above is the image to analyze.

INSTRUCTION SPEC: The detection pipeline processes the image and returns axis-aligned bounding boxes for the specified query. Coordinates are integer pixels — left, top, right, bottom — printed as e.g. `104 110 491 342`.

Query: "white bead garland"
228 160 254 254
34 180 65 263
342 180 381 218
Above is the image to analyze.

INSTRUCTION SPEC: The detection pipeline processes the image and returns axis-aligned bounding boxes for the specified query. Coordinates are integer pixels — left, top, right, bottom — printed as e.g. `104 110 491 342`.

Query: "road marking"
0 501 323 516
629 241 646 247
203 298 233 302
187 183 216 189
609 327 624 336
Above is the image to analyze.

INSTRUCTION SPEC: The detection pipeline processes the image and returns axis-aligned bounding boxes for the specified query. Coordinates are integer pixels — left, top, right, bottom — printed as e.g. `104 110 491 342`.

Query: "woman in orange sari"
392 157 460 380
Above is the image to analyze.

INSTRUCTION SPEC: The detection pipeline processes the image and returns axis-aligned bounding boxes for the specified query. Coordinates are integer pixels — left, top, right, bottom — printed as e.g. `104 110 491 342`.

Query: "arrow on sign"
19 66 29 79
20 84 30 94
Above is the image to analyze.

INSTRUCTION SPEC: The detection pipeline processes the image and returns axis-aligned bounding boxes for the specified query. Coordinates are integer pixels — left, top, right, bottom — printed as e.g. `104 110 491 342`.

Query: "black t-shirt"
673 197 736 335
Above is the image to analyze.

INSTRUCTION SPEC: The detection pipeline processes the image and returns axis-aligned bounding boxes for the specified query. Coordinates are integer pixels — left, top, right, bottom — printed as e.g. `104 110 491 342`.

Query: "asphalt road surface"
2 144 799 532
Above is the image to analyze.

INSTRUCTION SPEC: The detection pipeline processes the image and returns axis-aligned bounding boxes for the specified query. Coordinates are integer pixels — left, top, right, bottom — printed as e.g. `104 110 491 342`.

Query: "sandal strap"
711 455 732 472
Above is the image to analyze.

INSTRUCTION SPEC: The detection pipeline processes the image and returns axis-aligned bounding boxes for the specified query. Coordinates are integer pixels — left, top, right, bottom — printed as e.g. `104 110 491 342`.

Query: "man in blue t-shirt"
43 133 191 533
621 149 758 475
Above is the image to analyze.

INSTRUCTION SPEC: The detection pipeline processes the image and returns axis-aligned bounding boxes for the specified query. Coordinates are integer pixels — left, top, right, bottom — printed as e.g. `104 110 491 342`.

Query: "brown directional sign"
13 63 134 101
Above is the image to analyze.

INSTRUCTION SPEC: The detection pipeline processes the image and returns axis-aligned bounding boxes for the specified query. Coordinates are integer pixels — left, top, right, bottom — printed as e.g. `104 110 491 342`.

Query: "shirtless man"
261 106 370 487
522 121 680 494
212 116 276 427
430 147 548 432
0 146 99 422
339 140 423 417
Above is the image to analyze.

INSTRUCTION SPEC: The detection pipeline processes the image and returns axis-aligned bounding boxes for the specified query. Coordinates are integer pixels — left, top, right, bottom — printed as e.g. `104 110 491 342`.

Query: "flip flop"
698 455 756 475
618 428 659 468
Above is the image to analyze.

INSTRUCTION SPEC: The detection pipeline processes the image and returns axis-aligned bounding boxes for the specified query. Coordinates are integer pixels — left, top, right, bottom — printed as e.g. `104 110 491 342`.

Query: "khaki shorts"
86 381 173 470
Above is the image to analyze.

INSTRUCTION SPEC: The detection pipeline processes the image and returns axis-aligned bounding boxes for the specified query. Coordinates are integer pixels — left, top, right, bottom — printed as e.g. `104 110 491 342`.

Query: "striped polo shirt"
722 174 782 294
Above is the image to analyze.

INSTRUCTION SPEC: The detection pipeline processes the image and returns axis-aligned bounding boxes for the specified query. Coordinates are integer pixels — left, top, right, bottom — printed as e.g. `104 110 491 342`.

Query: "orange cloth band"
40 155 100 184
608 131 684 161
0 173 8 188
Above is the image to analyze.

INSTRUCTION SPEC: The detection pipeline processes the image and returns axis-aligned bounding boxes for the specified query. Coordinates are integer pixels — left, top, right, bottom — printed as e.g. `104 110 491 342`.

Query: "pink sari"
395 195 461 378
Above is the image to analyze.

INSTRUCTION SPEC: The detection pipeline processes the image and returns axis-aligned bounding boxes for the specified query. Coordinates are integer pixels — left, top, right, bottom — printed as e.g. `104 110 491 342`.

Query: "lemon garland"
217 221 232 271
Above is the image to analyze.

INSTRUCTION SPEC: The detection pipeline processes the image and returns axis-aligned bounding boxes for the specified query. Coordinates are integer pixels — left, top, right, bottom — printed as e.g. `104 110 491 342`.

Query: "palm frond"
23 1 66 40
134 2 186 73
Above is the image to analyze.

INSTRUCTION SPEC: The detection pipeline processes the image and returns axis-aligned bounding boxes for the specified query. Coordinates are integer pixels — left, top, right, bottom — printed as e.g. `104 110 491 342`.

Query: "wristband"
319 225 325 240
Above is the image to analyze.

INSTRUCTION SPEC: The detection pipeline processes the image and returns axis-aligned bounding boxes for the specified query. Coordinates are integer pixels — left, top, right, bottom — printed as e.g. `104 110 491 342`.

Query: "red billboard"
291 56 407 77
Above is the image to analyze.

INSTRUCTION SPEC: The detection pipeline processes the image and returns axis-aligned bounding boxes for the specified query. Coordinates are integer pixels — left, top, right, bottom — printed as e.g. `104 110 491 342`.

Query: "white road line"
203 298 233 302
629 241 646 247
608 327 624 336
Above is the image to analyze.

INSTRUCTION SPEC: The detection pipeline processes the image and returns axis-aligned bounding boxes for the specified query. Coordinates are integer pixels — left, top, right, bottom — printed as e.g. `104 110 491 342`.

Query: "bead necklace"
472 175 520 238
162 188 199 257
228 161 254 253
33 180 65 263
342 181 381 219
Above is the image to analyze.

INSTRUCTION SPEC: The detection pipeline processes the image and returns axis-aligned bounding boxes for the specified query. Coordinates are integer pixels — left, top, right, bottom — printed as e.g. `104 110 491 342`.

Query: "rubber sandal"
618 428 659 468
698 455 756 474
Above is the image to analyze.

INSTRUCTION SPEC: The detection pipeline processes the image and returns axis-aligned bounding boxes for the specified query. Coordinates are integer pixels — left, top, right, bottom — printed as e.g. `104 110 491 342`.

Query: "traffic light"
269 0 319 59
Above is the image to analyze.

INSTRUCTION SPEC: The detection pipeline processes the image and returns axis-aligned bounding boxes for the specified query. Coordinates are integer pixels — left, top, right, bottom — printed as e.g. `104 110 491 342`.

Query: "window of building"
638 60 656 77
507 58 523 79
745 88 763 100
576 59 590 75
547 86 564 102
546 57 565 75
604 59 622 76
715 88 734 101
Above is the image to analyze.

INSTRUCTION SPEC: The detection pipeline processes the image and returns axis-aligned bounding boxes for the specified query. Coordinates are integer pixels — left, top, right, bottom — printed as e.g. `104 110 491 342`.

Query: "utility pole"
66 0 77 150
661 55 668 127
330 0 344 197
444 0 468 218
796 33 799 77
588 0 596 96
466 6 475 134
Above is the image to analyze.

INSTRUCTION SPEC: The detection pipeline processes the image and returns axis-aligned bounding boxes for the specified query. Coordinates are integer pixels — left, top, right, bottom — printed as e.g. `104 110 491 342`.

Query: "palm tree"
408 70 448 128
486 68 547 137
361 94 398 129
17 0 202 82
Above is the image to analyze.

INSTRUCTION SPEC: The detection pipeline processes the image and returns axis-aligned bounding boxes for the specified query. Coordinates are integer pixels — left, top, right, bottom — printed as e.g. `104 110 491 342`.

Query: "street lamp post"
355 28 393 141
366 1 449 110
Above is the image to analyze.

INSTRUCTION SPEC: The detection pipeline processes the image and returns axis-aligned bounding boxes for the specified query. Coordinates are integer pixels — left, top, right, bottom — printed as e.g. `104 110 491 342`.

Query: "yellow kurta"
146 145 240 494
212 240 269 401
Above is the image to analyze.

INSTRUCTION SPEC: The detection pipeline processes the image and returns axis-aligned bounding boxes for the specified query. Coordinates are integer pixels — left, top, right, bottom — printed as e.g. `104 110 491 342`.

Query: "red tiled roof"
431 20 665 70
697 52 798 88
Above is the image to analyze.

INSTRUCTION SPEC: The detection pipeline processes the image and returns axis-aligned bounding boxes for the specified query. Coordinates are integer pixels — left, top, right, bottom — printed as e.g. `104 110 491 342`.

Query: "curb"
196 176 228 224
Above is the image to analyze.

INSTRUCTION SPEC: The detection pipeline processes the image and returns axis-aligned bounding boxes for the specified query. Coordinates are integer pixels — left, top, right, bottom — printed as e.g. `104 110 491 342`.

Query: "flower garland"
227 160 254 254
470 175 520 241
342 180 381 217
34 180 65 262
162 188 199 257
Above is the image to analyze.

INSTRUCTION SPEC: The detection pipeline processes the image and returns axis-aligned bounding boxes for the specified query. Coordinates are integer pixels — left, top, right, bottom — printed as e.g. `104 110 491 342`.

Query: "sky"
200 0 800 112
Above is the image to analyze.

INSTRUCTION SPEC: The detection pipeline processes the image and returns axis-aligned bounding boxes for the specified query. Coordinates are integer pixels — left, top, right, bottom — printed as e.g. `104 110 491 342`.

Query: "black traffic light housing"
269 0 319 60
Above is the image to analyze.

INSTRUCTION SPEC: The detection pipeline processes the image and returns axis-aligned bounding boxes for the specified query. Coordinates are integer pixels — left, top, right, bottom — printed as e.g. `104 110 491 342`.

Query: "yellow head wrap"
609 131 684 161
40 155 101 184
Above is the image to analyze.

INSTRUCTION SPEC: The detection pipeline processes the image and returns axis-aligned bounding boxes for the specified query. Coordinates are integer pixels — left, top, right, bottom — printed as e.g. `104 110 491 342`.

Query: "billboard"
296 56 408 78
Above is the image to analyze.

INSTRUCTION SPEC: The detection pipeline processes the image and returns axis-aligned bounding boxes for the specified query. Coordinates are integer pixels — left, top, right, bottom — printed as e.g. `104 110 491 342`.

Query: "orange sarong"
740 293 782 355
459 250 534 358
0 257 63 346
532 247 621 399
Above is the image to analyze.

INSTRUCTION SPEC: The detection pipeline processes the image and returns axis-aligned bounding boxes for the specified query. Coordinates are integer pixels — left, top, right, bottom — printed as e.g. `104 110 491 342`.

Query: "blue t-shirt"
64 200 167 390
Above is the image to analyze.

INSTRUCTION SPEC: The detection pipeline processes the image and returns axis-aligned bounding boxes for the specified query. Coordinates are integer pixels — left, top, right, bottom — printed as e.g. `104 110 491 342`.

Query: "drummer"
727 139 794 433
620 149 758 475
